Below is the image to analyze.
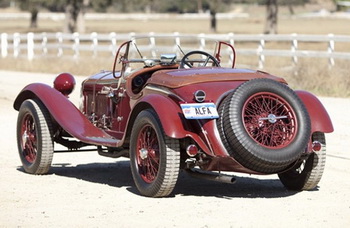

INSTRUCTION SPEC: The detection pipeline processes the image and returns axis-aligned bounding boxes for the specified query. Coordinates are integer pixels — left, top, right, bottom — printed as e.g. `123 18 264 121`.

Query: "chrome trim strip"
144 85 185 102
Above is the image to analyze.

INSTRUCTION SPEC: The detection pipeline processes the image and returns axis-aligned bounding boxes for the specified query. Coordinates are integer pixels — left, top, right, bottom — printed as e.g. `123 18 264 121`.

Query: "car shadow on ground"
19 161 301 199
173 171 301 199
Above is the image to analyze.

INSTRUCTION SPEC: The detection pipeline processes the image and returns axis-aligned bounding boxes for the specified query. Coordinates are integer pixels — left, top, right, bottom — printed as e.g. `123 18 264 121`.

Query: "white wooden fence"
1 32 350 69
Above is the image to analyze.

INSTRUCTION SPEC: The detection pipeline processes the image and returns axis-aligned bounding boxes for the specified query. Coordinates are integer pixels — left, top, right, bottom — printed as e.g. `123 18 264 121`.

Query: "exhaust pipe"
185 169 236 184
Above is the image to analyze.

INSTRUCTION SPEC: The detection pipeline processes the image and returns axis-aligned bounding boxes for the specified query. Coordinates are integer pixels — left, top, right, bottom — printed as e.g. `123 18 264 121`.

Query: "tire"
216 93 233 152
17 99 54 174
130 109 180 197
220 78 311 173
278 132 326 190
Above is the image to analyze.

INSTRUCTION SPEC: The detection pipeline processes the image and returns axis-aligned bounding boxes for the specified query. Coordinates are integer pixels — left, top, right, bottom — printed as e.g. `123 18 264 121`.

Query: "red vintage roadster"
14 37 333 197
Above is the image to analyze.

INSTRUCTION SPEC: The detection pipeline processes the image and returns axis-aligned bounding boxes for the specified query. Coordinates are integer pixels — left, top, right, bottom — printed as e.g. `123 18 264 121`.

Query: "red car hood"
148 67 286 88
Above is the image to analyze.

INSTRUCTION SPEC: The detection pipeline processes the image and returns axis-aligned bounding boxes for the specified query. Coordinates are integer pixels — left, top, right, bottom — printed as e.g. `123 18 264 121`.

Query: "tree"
17 0 42 28
197 0 203 13
208 0 221 33
264 0 278 34
64 0 90 33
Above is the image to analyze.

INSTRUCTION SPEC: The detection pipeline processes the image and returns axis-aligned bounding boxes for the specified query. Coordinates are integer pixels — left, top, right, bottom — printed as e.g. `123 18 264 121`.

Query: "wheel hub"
139 148 148 160
22 130 28 147
259 114 288 124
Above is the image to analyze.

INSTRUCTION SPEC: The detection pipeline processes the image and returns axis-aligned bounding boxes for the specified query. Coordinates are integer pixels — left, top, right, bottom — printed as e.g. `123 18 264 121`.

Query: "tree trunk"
77 0 89 33
288 3 295 15
30 8 38 28
264 0 278 34
209 0 220 33
210 9 217 33
64 1 78 33
197 0 203 13
64 0 89 33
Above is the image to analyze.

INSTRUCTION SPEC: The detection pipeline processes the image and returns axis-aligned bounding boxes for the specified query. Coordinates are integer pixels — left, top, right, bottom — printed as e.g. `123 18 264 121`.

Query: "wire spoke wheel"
130 109 180 197
17 99 54 174
243 92 297 149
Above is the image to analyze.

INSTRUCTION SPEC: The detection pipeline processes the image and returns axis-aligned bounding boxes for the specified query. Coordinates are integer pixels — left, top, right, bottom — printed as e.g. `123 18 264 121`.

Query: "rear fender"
14 83 120 147
132 94 211 153
295 90 334 133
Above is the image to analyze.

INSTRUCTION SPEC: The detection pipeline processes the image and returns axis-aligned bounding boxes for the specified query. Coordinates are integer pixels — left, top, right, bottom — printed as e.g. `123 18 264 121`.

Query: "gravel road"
0 70 349 228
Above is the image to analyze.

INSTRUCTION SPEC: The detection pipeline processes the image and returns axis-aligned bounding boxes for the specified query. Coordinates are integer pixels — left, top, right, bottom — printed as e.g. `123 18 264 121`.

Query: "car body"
14 37 333 197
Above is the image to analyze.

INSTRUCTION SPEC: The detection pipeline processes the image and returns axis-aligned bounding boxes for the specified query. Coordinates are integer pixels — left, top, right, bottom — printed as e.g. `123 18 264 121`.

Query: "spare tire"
218 78 311 173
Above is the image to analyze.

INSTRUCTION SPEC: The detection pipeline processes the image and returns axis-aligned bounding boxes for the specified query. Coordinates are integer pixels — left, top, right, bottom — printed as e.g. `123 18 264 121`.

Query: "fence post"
1 33 8 58
258 35 265 69
291 33 298 65
91 32 98 57
56 32 63 57
173 32 181 55
27 32 34 61
149 32 156 57
328 33 335 67
41 32 48 55
13 32 20 58
73 32 80 59
227 33 235 64
129 32 136 39
198 33 206 51
109 32 117 56
227 32 234 46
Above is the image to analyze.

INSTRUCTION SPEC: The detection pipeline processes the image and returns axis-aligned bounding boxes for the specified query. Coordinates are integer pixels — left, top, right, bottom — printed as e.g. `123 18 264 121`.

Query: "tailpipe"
185 169 236 184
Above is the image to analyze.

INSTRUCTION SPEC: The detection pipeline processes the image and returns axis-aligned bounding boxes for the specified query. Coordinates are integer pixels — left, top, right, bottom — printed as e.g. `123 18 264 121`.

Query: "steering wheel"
179 50 220 69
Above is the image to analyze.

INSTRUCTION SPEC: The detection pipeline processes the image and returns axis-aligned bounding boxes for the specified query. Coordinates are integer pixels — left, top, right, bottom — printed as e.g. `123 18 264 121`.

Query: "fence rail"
1 32 350 69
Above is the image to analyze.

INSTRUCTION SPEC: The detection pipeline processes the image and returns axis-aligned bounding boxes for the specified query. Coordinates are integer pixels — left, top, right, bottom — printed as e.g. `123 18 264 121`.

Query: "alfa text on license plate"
180 103 219 119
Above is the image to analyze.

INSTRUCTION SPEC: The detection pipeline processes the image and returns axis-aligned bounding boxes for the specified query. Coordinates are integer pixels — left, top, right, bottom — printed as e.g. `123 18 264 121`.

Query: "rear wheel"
17 99 54 174
130 110 180 197
278 132 326 190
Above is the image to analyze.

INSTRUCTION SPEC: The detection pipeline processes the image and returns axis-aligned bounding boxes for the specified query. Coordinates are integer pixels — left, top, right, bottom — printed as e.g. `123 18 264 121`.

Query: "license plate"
180 103 219 119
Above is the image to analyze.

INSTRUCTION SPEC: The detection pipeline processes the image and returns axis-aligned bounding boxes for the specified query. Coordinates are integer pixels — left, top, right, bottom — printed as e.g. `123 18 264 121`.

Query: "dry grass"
1 5 349 97
1 53 349 97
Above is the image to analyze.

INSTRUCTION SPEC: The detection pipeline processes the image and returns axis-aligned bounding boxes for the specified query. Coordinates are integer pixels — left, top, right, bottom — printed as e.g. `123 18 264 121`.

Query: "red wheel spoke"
243 92 298 149
21 114 38 163
136 124 160 183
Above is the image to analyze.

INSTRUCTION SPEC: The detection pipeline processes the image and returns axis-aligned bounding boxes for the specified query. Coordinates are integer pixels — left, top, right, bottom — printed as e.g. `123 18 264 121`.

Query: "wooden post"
27 32 34 61
258 35 265 69
291 33 298 65
1 33 8 58
13 33 20 58
73 32 80 59
109 32 117 56
56 32 63 57
91 32 98 57
328 33 335 67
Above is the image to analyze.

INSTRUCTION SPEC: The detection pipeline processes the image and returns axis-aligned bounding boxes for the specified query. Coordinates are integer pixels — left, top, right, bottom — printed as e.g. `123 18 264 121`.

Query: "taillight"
186 144 198 157
312 141 322 152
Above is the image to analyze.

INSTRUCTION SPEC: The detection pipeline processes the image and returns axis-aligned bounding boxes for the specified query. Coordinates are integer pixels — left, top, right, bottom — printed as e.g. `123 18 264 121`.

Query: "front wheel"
130 110 180 197
278 132 326 190
16 99 54 174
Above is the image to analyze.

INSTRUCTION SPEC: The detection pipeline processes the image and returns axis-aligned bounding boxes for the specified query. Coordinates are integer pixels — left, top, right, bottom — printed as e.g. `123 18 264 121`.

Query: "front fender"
135 94 211 153
14 83 120 147
295 90 334 133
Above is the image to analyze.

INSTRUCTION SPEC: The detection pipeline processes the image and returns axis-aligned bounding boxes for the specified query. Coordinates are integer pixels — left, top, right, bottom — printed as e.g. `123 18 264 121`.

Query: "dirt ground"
0 70 349 228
